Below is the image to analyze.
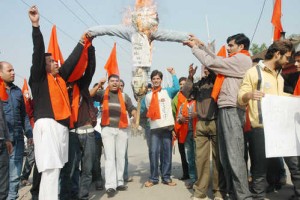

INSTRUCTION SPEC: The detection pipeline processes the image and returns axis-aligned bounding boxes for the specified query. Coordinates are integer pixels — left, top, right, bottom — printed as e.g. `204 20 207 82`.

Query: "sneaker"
95 181 104 190
116 185 128 191
106 188 116 197
186 182 194 189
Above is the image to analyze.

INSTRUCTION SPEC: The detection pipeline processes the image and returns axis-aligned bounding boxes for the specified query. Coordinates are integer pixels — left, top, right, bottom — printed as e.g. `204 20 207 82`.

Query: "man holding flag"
60 37 97 200
28 5 90 200
90 43 137 197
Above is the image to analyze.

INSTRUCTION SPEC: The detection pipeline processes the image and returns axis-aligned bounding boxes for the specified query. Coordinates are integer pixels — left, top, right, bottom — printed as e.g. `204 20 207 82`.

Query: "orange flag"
68 37 92 82
0 77 8 101
48 25 64 66
271 0 283 41
104 43 119 77
211 45 227 101
22 79 35 127
21 78 29 95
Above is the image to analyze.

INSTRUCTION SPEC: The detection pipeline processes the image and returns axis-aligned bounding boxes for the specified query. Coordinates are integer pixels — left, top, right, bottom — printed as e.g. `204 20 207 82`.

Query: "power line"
57 0 132 65
20 0 106 61
73 0 132 56
251 0 267 44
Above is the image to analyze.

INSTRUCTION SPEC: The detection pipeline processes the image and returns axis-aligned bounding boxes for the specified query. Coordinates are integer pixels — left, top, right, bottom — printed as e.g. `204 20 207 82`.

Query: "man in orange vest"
172 77 190 181
28 6 88 199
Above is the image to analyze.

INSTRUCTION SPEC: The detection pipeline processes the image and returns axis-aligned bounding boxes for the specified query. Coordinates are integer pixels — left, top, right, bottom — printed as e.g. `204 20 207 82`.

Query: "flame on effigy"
122 0 159 34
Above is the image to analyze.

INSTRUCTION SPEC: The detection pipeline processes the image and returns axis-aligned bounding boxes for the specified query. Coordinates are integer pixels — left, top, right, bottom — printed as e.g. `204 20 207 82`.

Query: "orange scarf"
147 86 162 120
177 100 197 143
47 73 71 121
101 87 128 128
0 77 8 101
174 92 187 133
69 84 80 128
294 75 300 96
211 50 251 101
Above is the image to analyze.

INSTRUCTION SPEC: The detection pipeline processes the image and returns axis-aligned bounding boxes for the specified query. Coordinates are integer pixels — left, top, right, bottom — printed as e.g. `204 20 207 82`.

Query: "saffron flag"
0 77 8 101
22 79 35 127
68 37 91 82
104 43 119 77
271 0 283 41
211 45 227 101
48 25 64 66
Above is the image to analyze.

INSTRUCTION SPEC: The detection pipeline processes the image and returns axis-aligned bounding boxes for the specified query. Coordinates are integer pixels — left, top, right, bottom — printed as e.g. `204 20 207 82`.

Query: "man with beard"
238 40 300 200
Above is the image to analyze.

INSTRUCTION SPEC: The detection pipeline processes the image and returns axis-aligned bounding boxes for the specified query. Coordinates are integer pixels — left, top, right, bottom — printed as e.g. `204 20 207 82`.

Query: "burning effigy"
88 0 189 126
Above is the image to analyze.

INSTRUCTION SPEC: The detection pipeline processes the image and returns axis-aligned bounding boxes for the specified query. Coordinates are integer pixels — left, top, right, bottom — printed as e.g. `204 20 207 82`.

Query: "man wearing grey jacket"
184 33 253 200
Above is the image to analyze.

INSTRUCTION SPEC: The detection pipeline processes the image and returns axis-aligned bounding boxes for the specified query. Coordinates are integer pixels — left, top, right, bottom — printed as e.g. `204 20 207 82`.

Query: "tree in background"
250 43 267 55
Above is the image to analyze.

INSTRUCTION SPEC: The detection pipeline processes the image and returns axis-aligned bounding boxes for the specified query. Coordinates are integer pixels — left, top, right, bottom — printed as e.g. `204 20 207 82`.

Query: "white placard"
261 94 300 157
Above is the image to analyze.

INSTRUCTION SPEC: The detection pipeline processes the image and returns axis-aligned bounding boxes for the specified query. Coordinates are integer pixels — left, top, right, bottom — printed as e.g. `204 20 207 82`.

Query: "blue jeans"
149 128 172 183
8 139 24 200
184 131 197 182
0 141 9 200
78 132 96 199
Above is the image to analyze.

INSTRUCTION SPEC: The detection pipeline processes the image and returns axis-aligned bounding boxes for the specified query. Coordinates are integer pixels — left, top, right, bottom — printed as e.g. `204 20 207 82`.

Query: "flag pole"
205 15 210 43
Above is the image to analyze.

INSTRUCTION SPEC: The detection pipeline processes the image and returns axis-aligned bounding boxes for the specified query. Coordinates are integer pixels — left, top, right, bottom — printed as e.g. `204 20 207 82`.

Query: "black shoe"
266 185 275 193
95 181 104 190
116 185 128 191
106 188 116 197
179 175 190 180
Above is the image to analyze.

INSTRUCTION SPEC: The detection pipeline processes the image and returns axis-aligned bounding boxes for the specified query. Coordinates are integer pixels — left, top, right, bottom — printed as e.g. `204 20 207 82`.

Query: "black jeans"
21 144 35 181
248 128 267 199
284 156 300 199
0 141 9 200
178 141 189 178
30 164 41 200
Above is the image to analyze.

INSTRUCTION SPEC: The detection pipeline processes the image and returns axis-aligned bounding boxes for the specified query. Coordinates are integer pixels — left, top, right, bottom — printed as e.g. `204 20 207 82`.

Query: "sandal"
144 181 156 187
163 181 177 186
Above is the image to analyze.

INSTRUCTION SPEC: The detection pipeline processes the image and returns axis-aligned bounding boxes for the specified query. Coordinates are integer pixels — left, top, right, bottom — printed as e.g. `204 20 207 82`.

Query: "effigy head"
131 0 159 32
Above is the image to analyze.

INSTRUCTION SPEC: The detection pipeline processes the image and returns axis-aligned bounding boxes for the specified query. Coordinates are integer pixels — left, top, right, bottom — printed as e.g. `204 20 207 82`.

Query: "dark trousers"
30 164 41 200
92 136 103 183
60 131 96 200
248 128 267 199
284 156 300 199
218 108 252 200
0 141 9 200
178 141 189 178
60 132 81 200
21 144 35 181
